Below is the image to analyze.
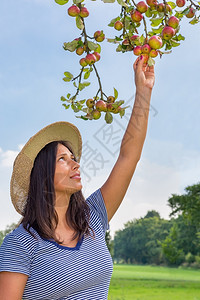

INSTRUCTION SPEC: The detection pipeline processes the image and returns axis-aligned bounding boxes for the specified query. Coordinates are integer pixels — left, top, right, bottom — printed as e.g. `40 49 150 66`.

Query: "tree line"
108 182 200 268
1 182 200 268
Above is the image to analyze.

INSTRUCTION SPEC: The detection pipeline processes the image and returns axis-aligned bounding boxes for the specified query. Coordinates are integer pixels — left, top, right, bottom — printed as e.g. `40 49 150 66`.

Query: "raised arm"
101 56 155 221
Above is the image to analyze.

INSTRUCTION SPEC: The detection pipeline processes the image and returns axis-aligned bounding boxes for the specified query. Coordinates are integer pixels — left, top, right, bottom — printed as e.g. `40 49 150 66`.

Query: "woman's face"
54 143 82 198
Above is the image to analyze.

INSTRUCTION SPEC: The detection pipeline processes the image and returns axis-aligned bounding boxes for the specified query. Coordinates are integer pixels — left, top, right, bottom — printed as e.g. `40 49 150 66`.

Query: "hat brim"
10 121 82 215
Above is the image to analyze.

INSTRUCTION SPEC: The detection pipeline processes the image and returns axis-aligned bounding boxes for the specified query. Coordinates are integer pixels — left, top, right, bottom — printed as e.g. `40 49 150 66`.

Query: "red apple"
157 3 165 12
114 20 123 30
94 31 105 42
85 53 97 65
92 110 101 119
86 99 95 108
76 47 84 55
162 26 175 40
96 100 107 112
148 35 163 49
166 4 172 12
133 45 142 56
107 96 115 103
79 7 89 18
146 0 158 8
149 49 158 57
122 39 130 45
68 5 80 17
79 58 88 67
130 35 139 42
186 7 195 18
131 10 143 22
93 52 101 61
168 16 179 29
176 0 185 7
142 44 151 54
137 1 148 13
106 103 116 113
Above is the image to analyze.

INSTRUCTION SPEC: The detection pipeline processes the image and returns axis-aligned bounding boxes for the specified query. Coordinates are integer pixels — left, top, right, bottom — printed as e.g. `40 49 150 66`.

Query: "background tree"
168 182 200 230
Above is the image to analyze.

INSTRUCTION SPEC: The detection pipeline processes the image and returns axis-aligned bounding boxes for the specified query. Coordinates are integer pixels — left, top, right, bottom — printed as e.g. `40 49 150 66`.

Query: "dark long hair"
21 141 94 244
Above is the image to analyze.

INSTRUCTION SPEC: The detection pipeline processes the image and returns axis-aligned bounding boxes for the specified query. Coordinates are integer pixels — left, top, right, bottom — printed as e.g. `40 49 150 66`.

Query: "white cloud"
0 146 22 168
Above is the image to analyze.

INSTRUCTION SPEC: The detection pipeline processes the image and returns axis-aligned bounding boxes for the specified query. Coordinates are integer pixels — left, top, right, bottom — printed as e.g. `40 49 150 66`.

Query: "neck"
54 192 71 229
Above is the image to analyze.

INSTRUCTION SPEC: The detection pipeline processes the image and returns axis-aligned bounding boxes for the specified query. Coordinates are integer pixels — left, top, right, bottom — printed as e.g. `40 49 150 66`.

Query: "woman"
0 56 155 299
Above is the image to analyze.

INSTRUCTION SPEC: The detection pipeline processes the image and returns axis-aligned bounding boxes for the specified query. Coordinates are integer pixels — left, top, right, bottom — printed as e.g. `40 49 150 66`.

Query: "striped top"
0 188 113 299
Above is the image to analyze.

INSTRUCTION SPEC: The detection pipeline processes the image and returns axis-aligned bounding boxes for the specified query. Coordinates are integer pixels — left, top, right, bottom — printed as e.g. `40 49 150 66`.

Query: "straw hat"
10 121 82 215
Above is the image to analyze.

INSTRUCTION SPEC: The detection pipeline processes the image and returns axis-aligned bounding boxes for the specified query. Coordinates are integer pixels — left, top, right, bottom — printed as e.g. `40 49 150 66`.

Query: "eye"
58 156 65 161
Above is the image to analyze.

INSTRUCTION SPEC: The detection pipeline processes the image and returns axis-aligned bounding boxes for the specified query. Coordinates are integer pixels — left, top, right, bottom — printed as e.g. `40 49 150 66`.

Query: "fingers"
134 56 155 74
133 57 140 72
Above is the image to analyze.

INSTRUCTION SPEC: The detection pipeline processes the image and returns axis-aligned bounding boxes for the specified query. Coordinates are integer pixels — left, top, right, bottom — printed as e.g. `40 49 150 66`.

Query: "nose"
72 160 80 169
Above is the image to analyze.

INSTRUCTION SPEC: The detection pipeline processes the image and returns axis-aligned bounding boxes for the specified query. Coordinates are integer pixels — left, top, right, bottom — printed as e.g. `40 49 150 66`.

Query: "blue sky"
0 0 200 236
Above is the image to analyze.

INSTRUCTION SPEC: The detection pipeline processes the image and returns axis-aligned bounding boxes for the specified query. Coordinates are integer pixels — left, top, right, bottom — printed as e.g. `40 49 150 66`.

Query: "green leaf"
117 0 128 8
175 34 185 41
76 15 84 30
125 17 131 30
189 17 199 25
151 18 163 27
148 57 155 66
64 72 73 81
87 41 98 51
102 0 115 2
116 44 123 52
139 35 145 45
152 25 164 34
175 11 184 18
78 81 90 91
62 103 70 109
61 96 67 101
71 103 80 112
145 8 152 17
73 81 77 88
115 36 123 41
84 71 90 79
105 112 113 124
63 40 78 52
167 1 176 9
67 93 71 99
55 0 69 5
182 7 190 15
80 100 86 104
119 109 125 118
73 0 83 4
114 88 118 100
83 68 90 72
95 44 101 53
78 83 85 91
82 81 90 87
171 40 180 47
75 115 89 120
107 38 119 44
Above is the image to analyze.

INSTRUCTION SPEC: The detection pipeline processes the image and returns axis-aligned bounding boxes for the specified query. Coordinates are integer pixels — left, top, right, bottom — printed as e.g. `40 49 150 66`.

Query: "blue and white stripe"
0 188 113 299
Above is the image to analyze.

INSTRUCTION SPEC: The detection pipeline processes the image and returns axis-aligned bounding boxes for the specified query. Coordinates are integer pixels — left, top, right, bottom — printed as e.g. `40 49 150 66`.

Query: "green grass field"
108 264 200 300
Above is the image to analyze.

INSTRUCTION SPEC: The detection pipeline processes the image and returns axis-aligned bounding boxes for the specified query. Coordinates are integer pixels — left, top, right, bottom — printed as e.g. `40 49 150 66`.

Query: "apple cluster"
68 4 89 18
109 0 199 66
85 96 123 120
55 0 200 123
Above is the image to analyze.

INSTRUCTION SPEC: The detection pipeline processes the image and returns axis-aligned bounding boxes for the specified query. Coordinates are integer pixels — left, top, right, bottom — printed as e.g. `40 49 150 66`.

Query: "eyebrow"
57 153 74 158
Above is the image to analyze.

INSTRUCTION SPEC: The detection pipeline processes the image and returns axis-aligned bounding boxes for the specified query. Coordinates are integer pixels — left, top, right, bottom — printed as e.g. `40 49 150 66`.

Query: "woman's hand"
133 56 155 91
